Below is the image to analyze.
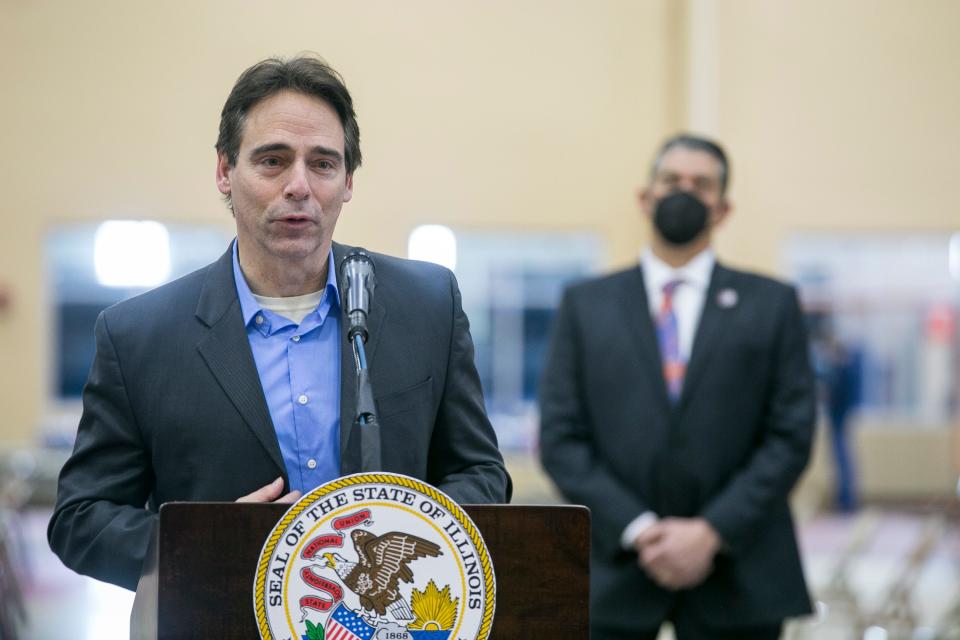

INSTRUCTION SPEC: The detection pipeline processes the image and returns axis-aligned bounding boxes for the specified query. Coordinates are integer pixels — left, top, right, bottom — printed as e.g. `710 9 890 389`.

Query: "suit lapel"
333 242 386 470
678 263 736 408
623 266 672 408
194 247 286 476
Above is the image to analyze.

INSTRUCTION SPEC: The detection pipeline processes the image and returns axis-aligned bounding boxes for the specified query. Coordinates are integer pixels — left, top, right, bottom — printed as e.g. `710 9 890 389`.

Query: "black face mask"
653 191 709 245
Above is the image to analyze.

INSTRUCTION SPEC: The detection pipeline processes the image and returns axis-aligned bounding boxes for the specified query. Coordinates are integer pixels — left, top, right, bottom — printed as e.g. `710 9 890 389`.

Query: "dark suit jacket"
539 262 814 630
49 242 510 590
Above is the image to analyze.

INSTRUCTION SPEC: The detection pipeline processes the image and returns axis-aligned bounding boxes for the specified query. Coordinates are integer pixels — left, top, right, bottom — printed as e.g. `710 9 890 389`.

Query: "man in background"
49 55 510 591
539 134 814 639
815 326 862 512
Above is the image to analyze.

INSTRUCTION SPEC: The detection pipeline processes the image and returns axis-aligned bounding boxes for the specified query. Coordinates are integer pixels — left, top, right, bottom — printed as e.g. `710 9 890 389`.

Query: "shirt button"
298 394 309 405
306 459 317 470
292 335 301 342
255 315 264 325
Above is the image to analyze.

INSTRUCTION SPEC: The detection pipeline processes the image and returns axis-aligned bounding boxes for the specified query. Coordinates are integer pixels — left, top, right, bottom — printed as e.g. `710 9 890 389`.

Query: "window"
46 222 233 401
785 233 959 425
425 230 602 451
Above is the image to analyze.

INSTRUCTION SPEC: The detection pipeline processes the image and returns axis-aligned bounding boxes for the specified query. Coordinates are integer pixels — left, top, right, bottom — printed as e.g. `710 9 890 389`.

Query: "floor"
10 508 133 640
5 491 960 640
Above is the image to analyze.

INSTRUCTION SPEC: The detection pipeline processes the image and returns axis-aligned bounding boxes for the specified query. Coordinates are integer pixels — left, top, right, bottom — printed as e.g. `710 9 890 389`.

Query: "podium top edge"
158 502 589 513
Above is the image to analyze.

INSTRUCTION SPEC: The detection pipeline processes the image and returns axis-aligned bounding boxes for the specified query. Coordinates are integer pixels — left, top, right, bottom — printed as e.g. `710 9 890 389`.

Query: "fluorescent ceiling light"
94 220 171 288
408 224 457 271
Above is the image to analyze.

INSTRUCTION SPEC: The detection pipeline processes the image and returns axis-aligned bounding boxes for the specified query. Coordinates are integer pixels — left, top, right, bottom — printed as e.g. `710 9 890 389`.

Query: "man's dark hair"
651 133 730 194
216 55 362 174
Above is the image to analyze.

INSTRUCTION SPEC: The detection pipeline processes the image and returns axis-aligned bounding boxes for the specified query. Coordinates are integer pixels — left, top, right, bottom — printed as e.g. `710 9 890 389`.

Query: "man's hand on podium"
236 477 302 504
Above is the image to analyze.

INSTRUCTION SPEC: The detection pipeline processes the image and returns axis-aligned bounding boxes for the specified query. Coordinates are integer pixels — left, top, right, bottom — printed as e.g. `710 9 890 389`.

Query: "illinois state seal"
254 473 496 640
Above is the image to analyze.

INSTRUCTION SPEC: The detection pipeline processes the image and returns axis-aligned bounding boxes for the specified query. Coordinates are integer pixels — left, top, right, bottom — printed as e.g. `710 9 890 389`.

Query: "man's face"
216 90 353 271
640 146 729 225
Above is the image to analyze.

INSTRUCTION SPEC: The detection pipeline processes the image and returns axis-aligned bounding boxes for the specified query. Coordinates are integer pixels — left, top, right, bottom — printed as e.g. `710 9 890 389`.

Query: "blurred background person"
540 134 815 640
813 324 863 513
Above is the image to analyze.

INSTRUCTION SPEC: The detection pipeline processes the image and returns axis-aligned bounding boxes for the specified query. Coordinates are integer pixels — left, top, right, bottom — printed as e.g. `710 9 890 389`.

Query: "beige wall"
1 0 958 468
704 0 960 498
0 1 679 443
708 0 960 270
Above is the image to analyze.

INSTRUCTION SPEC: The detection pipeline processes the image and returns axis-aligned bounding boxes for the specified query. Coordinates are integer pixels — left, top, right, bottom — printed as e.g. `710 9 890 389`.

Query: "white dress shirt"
640 247 715 362
620 246 716 549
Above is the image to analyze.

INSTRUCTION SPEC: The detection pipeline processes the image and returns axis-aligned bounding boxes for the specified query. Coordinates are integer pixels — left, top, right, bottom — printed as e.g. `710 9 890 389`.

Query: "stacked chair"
0 451 35 640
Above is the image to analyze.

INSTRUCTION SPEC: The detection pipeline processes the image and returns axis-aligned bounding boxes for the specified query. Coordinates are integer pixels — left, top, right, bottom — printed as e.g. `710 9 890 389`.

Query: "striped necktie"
656 279 685 402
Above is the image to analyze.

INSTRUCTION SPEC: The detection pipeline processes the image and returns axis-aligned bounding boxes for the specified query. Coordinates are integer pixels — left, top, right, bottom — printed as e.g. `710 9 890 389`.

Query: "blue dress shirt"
232 241 341 493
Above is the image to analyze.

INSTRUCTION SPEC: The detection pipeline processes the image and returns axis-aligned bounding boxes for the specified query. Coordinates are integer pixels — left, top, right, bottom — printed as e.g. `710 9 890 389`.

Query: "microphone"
340 249 381 471
340 249 376 343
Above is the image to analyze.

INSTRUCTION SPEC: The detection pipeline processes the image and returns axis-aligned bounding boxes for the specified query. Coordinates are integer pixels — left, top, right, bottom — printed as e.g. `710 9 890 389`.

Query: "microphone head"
341 249 376 342
340 249 375 288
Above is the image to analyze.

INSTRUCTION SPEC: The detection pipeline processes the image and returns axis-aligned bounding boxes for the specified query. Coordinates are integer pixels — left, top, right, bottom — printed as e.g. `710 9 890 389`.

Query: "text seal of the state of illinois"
254 472 496 640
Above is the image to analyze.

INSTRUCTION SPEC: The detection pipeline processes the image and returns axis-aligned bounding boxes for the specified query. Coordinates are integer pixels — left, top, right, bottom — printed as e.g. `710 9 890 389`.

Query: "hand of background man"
634 517 721 590
235 477 302 503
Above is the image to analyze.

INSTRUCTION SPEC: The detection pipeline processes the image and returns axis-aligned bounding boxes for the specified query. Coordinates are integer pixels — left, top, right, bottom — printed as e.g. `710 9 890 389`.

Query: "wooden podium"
131 503 589 639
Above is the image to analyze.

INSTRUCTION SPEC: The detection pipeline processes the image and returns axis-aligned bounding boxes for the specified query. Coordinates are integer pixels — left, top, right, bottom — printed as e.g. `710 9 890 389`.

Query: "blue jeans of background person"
830 407 857 512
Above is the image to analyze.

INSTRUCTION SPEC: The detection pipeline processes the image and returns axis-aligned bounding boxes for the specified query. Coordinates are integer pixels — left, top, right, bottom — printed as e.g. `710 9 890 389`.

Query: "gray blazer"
49 242 511 590
539 262 814 630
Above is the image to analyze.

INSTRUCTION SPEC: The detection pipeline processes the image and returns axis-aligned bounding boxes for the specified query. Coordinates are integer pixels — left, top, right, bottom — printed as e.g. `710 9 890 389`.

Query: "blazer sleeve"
47 312 156 591
426 270 512 504
539 288 653 551
700 286 816 554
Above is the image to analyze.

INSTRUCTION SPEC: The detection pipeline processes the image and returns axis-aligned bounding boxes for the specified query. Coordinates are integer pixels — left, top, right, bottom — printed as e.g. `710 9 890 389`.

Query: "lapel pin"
717 288 738 309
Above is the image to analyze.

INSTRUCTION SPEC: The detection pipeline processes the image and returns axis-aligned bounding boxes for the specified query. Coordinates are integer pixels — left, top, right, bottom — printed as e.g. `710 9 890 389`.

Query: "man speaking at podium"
48 55 510 591
539 135 814 639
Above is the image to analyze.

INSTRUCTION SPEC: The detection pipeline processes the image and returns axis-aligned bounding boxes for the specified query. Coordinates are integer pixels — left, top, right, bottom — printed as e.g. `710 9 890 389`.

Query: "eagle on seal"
323 529 442 621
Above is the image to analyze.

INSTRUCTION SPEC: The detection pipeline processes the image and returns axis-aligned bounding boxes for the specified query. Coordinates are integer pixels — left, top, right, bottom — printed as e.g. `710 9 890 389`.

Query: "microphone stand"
351 329 381 473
